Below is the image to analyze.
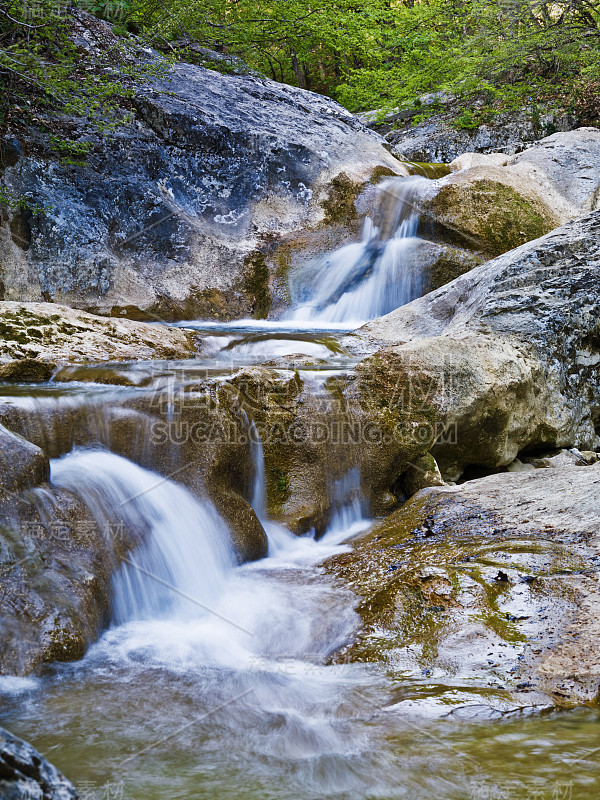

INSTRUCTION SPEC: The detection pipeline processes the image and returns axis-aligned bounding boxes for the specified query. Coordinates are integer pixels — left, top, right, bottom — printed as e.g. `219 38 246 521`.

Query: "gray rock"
325 463 600 709
0 424 49 492
380 108 577 163
414 129 600 263
0 15 402 320
510 127 600 214
354 210 600 479
0 726 77 799
0 301 199 363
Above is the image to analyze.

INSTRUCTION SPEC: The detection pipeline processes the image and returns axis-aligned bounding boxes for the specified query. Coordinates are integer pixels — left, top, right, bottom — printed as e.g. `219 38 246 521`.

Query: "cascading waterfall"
50 449 234 625
288 175 429 324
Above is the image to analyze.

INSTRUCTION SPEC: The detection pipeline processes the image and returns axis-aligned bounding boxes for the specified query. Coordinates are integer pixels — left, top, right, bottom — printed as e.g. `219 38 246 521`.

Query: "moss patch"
320 172 361 226
244 251 272 319
426 179 556 256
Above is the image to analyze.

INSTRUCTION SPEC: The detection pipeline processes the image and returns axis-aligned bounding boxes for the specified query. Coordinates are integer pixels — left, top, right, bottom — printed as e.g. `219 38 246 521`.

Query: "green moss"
369 165 400 184
267 465 289 511
430 179 555 255
244 251 272 319
320 172 361 226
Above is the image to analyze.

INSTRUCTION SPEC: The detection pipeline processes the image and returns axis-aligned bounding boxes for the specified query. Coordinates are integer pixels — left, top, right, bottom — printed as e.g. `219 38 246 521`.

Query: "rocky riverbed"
1 18 600 796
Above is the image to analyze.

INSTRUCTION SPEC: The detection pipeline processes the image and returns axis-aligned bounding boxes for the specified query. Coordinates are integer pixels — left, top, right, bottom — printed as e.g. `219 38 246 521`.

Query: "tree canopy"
0 0 599 135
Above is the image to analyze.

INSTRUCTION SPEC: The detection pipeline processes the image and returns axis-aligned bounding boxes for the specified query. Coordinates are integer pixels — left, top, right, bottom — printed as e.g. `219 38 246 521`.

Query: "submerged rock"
0 726 78 799
0 358 55 383
325 463 600 709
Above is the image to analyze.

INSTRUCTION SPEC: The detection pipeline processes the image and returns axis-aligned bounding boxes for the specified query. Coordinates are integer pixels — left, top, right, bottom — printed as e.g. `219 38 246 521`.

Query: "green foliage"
0 185 48 212
127 0 600 119
0 0 160 131
1 0 598 170
453 110 480 131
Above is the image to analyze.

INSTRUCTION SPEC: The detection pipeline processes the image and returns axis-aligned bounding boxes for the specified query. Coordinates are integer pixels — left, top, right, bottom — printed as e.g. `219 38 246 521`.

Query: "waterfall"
325 467 370 540
45 447 357 679
49 449 234 624
289 175 429 325
248 421 370 557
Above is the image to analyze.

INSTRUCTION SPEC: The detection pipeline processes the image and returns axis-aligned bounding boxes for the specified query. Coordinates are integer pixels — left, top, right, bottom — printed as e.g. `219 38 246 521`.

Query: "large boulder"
418 128 600 261
353 210 600 482
0 483 144 675
325 462 600 710
0 13 404 321
0 726 78 799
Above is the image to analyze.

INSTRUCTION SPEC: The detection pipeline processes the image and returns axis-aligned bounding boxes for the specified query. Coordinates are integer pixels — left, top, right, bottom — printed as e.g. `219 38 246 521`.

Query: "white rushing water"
48 448 362 675
288 176 429 325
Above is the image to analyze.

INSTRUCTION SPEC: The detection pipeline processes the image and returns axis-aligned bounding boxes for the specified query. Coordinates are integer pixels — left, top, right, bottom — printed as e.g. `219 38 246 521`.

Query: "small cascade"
289 175 430 325
50 449 234 624
249 421 267 522
325 467 370 541
247 419 370 558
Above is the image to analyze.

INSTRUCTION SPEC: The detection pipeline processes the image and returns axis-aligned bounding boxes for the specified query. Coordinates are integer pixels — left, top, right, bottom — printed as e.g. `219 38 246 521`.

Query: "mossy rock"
0 358 55 383
424 179 557 256
320 172 362 226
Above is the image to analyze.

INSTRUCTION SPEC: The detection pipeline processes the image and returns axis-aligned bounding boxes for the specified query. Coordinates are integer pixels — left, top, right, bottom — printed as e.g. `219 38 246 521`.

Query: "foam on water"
46 448 362 679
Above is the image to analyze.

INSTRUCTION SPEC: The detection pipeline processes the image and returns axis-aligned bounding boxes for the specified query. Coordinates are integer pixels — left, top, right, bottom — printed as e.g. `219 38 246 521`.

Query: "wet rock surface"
325 463 600 709
0 482 143 675
0 726 78 799
0 424 48 492
354 210 600 481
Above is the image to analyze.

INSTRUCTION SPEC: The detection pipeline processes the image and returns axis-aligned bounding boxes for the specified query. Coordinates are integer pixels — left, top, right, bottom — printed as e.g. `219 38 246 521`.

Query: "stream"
1 176 599 799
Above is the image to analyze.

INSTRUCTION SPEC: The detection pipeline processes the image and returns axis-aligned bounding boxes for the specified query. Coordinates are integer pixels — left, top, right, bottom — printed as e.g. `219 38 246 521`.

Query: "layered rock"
0 302 199 364
325 462 600 709
0 13 404 321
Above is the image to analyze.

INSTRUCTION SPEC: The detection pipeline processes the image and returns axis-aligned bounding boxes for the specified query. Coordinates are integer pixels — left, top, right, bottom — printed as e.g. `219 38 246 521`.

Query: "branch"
0 7 54 30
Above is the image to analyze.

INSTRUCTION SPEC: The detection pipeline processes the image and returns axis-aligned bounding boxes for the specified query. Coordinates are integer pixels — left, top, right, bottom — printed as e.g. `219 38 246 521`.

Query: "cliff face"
0 15 403 322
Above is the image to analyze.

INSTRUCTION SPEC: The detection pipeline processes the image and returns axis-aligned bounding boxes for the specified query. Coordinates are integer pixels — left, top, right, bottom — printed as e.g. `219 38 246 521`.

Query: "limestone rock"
325 463 600 709
354 210 600 481
0 726 78 799
0 14 403 320
398 453 445 498
449 152 510 171
0 358 55 383
0 484 144 675
510 127 600 214
378 107 577 163
0 424 48 492
0 302 199 363
420 129 600 259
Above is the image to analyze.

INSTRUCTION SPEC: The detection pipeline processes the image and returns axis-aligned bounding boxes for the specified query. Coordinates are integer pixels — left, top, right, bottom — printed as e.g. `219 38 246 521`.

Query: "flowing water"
287 177 428 325
1 176 599 799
